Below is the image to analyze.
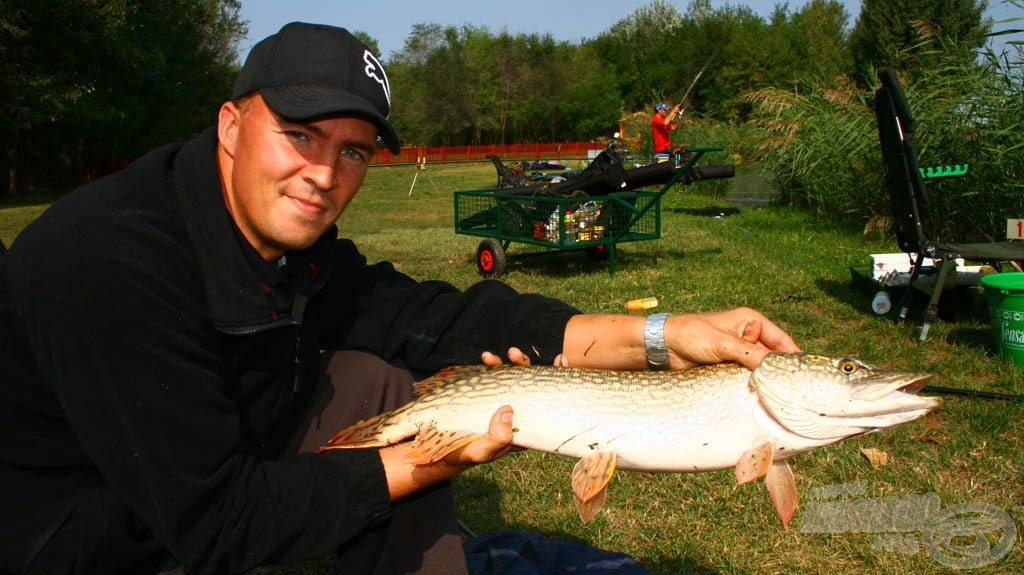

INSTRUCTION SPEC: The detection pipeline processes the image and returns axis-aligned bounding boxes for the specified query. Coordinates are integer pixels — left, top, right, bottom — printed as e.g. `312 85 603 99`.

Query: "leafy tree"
1 0 131 193
848 0 990 83
0 0 244 196
590 0 685 111
559 44 623 140
352 31 381 58
681 3 767 120
391 24 482 145
389 24 584 145
761 0 852 89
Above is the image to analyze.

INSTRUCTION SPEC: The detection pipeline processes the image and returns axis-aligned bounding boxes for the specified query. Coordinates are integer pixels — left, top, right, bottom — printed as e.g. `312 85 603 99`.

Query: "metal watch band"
644 313 672 370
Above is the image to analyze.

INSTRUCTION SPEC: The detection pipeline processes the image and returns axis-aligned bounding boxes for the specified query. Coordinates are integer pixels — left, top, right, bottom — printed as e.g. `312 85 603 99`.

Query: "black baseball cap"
233 22 401 154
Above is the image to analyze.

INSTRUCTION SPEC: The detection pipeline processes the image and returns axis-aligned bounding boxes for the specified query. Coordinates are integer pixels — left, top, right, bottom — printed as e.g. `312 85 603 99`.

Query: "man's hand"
663 307 801 371
381 406 516 501
481 348 569 367
441 405 516 466
560 308 800 372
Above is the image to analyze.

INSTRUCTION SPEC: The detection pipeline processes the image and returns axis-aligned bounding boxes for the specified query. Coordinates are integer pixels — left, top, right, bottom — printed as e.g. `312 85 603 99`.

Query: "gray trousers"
159 350 468 575
293 350 469 575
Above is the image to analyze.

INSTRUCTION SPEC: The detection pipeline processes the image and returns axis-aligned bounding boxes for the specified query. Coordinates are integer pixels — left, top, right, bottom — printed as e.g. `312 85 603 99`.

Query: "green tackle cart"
453 146 731 277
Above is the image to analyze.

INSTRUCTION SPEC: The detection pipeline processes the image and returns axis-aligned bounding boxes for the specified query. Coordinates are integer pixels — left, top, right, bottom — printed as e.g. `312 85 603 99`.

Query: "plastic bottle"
871 291 892 315
625 297 659 311
547 210 560 243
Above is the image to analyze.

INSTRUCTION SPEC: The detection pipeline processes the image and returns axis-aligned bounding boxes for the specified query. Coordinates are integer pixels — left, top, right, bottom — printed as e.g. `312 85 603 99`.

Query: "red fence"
370 141 605 166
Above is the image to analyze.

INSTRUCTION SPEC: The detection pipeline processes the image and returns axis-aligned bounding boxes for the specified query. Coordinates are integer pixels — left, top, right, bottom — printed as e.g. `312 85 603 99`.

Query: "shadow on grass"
817 277 987 322
455 474 721 575
815 277 996 354
496 245 722 278
944 326 996 351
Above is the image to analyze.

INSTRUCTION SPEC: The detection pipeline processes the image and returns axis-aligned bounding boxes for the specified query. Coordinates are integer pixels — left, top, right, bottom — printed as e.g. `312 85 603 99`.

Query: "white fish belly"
411 377 771 473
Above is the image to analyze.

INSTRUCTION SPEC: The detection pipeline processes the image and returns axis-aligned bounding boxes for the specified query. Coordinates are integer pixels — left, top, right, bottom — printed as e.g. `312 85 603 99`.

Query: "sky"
236 0 1023 62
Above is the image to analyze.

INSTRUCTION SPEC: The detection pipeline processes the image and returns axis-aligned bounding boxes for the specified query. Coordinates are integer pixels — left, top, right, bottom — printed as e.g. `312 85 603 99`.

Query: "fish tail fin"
317 411 399 452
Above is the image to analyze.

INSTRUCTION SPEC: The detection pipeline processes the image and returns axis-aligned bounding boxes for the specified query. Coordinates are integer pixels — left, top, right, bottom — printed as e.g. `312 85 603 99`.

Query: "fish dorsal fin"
765 461 797 528
571 451 618 523
734 439 775 484
413 365 493 398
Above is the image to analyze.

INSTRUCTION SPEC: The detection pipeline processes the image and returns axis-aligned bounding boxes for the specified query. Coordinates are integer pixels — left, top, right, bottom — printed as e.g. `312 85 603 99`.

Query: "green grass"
3 162 1021 574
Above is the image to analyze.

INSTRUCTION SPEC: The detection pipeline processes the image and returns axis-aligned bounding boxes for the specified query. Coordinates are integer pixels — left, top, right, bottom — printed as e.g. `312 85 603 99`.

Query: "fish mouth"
850 372 934 402
837 372 942 422
898 373 932 394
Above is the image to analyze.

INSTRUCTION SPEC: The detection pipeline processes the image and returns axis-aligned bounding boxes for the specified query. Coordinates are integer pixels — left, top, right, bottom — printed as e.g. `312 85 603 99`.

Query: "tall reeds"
747 29 1023 240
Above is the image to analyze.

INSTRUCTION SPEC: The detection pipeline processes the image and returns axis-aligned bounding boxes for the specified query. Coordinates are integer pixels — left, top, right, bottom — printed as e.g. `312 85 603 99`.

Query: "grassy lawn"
2 161 1021 574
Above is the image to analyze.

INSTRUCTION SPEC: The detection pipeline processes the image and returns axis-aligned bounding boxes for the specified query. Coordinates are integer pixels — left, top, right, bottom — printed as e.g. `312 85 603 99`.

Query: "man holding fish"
0 21 937 575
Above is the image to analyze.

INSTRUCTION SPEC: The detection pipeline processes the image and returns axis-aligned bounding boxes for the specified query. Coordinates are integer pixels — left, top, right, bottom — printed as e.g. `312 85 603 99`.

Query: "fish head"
752 353 940 441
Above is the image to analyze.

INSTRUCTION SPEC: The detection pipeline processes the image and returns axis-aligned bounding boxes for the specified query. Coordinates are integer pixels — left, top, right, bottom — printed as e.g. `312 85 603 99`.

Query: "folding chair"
874 67 1024 342
486 154 530 189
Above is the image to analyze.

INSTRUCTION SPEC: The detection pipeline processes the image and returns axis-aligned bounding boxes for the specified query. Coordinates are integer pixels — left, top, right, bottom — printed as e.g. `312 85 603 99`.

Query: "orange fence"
370 141 605 166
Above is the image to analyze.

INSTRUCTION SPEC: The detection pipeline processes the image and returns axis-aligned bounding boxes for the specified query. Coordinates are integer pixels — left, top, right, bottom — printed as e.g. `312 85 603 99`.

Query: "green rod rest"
919 164 969 179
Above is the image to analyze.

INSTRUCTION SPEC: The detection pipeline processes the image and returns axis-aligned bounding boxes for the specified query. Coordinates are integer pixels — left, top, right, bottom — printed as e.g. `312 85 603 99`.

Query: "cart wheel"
476 238 507 277
586 244 610 261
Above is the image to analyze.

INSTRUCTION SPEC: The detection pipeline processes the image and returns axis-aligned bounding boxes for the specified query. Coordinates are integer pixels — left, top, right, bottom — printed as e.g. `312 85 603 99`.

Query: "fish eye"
837 358 859 374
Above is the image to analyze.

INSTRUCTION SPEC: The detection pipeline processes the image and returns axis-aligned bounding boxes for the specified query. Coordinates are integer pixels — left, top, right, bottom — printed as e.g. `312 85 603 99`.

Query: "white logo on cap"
362 50 391 113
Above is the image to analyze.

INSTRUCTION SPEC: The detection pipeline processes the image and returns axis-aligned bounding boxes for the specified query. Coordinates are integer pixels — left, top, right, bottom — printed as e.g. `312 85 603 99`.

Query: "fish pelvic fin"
734 440 775 485
405 425 481 465
574 488 608 525
765 460 797 528
571 451 617 523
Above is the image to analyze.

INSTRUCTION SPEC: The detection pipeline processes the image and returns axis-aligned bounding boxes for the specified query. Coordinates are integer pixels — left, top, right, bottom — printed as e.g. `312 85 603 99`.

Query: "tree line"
0 0 997 196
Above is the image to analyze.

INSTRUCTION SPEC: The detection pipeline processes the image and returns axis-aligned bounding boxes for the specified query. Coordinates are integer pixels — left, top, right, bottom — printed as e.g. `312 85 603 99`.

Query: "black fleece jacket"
0 127 578 574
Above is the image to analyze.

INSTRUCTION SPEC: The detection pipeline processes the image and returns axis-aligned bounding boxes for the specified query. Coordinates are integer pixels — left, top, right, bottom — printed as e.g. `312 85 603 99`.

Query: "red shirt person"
651 101 683 154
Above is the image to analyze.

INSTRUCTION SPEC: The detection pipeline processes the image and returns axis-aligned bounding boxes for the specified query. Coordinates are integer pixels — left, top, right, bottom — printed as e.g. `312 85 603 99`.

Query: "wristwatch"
644 313 671 370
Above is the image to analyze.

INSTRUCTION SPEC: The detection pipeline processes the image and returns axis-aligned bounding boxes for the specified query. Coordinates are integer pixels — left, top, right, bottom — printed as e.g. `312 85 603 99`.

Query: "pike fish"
318 353 940 527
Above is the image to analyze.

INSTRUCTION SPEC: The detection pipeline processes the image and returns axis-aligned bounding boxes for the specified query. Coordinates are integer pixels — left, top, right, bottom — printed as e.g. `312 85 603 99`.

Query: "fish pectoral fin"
734 440 775 484
317 413 393 453
765 460 798 528
405 425 481 465
571 451 617 523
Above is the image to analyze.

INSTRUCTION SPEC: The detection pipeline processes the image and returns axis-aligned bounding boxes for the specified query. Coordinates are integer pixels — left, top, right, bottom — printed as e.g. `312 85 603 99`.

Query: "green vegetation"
745 39 1024 239
4 0 1013 218
4 162 1021 575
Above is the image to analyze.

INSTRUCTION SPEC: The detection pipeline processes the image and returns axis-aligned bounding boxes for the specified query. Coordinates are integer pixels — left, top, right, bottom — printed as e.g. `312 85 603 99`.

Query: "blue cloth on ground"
464 529 651 575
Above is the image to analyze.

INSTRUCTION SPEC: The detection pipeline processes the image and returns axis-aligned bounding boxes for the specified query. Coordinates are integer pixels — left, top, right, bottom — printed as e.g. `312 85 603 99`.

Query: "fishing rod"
676 48 721 108
923 385 1024 401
